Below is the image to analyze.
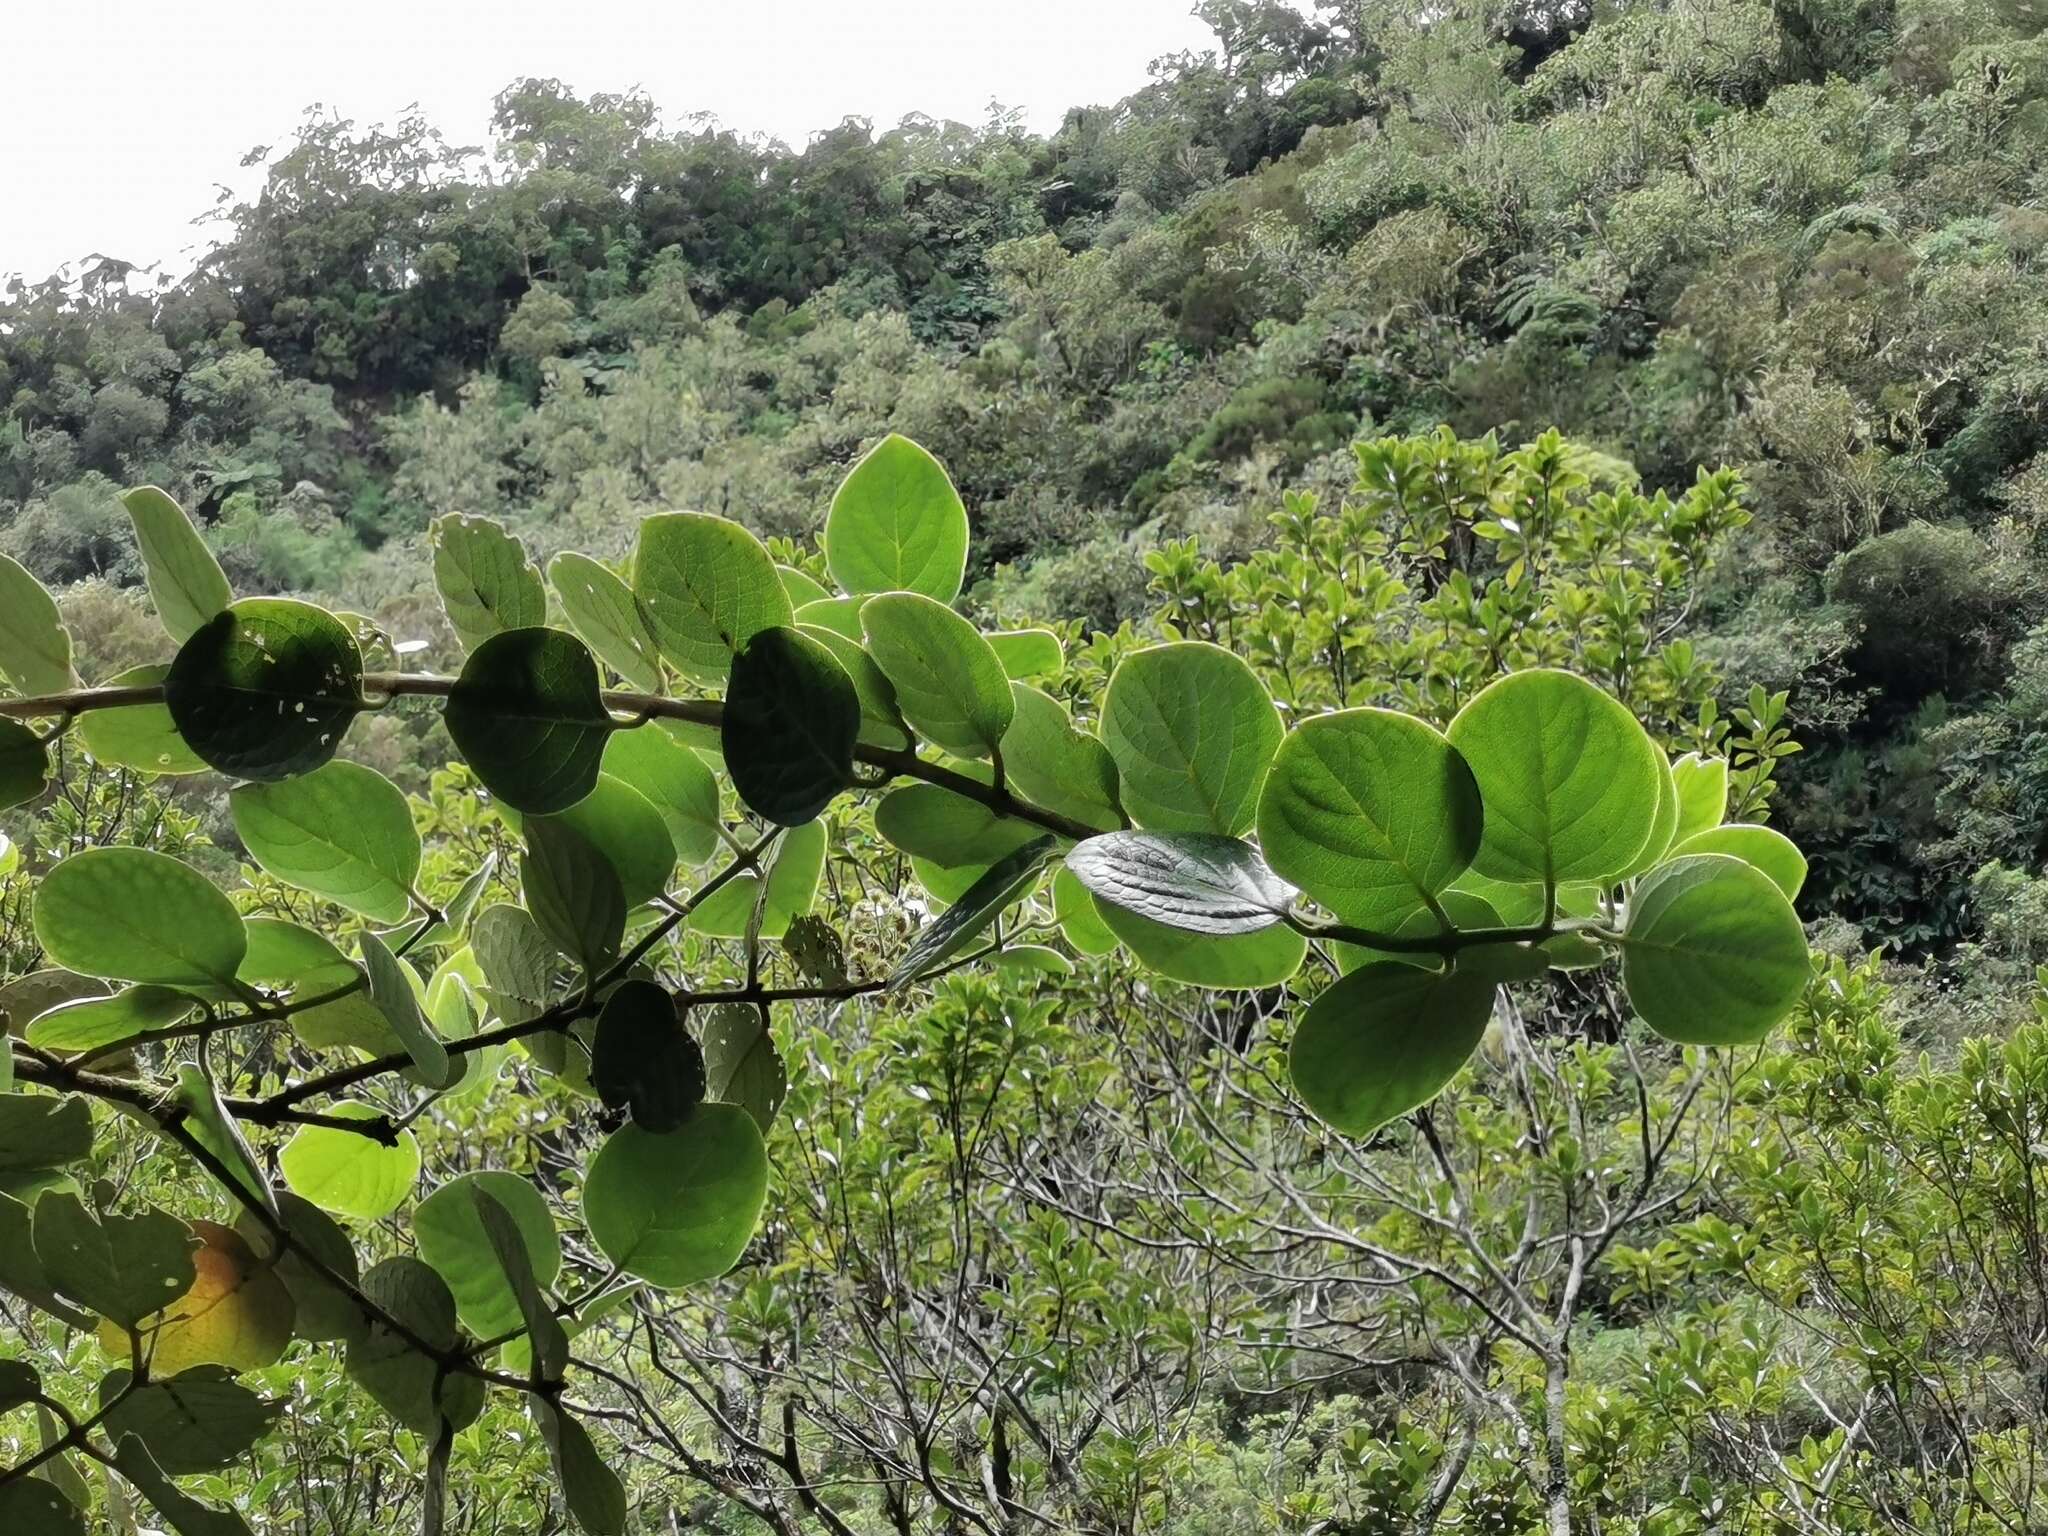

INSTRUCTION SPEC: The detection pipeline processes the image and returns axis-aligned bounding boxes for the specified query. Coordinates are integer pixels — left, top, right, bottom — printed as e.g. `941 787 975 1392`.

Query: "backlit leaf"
1622 853 1809 1045
1288 964 1498 1136
1256 708 1482 929
633 512 792 681
122 486 232 643
824 433 970 602
1101 641 1281 837
581 1107 769 1288
861 592 1014 759
34 848 246 988
1445 669 1663 885
231 760 420 922
433 514 547 652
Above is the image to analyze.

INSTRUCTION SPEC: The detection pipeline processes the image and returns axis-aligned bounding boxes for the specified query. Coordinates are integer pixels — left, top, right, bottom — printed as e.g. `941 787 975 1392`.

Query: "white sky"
1 0 1261 283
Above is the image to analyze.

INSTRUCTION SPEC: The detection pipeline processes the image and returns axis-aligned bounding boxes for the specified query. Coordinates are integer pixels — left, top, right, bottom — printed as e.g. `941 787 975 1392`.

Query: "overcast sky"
1 0 1260 284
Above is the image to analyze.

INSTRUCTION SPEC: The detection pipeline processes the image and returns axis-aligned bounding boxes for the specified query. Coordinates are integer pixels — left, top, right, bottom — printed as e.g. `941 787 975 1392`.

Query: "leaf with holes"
164 599 363 780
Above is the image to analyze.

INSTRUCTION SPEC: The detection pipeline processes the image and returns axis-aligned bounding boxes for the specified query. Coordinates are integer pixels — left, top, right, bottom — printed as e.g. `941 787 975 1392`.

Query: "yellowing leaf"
100 1220 294 1376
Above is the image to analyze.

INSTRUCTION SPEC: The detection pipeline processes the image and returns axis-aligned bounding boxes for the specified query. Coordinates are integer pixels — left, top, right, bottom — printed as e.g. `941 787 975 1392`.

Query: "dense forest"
6 0 2048 1530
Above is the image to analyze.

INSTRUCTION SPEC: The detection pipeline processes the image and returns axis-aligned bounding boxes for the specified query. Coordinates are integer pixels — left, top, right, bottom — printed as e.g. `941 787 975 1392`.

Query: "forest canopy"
5 0 2048 1531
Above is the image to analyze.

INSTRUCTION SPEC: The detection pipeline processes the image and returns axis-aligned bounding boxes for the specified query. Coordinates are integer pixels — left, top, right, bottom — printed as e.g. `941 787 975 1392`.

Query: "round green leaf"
0 718 49 810
536 1399 628 1536
414 1171 562 1340
1256 708 1482 929
279 1105 421 1221
723 626 859 825
877 784 1044 868
31 1193 196 1329
520 774 677 908
699 1002 787 1133
993 944 1073 978
1288 964 1497 1136
237 918 356 991
1666 823 1807 900
1445 669 1663 885
860 592 1014 759
1097 903 1306 989
1065 831 1297 934
1001 682 1122 833
0 1093 94 1171
164 599 364 780
100 1366 285 1473
1622 853 1809 1045
1670 752 1730 844
445 627 615 814
231 760 421 922
1101 641 1281 837
34 848 246 988
0 1475 85 1535
549 551 663 692
1054 868 1120 956
432 514 547 652
359 931 452 1088
601 725 721 865
633 512 792 681
824 433 970 602
76 664 206 775
582 1106 769 1288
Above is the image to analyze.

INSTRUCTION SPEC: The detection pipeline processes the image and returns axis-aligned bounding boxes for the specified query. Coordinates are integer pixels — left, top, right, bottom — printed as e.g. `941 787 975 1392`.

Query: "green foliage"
0 408 1823 1524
